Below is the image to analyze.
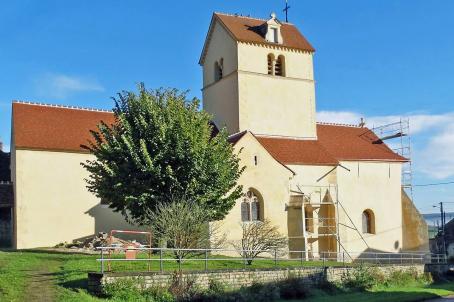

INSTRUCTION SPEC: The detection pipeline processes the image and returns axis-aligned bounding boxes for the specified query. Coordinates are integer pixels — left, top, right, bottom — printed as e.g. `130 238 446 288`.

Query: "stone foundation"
87 263 447 296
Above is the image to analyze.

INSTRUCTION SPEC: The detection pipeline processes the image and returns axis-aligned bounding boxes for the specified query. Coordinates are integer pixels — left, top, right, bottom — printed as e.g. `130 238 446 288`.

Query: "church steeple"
200 13 317 139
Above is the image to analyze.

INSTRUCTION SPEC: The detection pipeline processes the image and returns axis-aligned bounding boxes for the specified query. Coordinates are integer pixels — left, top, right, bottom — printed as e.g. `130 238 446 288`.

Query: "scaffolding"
287 119 414 261
288 184 368 262
371 118 414 200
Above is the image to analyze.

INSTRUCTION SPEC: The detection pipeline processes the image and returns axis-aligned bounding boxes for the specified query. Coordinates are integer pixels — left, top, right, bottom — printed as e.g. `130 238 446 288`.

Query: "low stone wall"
88 264 433 295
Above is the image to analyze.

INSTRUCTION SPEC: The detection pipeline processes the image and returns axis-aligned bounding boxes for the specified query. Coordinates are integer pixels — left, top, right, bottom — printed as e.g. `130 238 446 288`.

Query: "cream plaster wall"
336 161 403 254
237 72 316 138
13 149 134 249
203 73 239 134
202 21 237 88
218 132 293 245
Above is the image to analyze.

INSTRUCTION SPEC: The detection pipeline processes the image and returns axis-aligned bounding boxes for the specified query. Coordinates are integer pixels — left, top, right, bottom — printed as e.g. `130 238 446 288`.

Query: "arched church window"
362 209 375 234
241 190 263 222
267 54 275 75
214 58 223 82
275 55 285 76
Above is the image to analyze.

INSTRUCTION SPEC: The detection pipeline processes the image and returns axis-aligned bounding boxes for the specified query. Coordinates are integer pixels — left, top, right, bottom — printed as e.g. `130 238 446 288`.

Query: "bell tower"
200 13 317 139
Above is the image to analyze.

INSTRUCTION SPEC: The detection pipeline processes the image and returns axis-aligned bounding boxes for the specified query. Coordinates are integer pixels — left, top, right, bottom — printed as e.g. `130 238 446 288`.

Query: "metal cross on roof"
283 0 291 22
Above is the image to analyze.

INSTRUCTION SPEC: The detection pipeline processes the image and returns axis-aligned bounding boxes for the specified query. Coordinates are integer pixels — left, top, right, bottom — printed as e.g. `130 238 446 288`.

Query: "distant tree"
232 219 287 265
82 85 243 225
150 199 226 261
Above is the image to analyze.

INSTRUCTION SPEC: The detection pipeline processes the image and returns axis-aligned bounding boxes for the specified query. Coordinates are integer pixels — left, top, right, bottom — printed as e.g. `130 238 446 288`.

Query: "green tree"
82 85 243 225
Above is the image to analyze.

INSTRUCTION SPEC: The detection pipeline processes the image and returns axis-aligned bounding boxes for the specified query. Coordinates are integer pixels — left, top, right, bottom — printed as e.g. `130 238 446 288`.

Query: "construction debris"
54 232 146 251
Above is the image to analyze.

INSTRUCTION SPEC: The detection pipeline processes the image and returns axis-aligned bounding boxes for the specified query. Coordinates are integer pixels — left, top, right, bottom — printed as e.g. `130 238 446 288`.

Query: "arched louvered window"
241 190 263 222
362 209 375 234
267 54 275 75
275 55 285 76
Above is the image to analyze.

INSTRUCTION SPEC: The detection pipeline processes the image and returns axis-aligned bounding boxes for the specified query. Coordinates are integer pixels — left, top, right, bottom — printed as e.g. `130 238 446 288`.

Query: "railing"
96 247 446 274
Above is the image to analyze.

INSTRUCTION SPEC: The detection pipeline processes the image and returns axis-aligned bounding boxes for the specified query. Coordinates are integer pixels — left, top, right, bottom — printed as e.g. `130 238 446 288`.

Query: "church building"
2 12 428 256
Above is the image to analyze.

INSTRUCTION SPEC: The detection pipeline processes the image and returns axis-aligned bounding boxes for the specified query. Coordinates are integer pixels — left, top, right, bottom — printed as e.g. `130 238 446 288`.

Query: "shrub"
341 265 384 290
103 279 175 302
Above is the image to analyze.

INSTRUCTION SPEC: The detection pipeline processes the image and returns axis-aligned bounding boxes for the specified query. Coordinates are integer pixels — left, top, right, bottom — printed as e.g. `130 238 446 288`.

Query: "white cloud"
36 73 104 98
317 110 454 179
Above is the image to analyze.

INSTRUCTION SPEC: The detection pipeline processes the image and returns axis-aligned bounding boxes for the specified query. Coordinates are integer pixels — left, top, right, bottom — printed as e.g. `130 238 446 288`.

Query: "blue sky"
0 1 453 214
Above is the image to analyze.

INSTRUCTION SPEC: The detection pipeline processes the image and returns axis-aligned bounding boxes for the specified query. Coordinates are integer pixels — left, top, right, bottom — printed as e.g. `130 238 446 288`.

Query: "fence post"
274 249 278 267
100 248 104 274
178 254 182 271
322 252 325 267
342 252 345 266
243 251 247 269
401 254 403 265
301 251 303 266
159 249 163 273
205 250 208 271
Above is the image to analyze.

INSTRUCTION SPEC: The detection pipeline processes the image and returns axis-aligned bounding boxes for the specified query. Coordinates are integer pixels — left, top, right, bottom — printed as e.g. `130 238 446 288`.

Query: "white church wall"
202 21 238 87
336 161 403 254
237 72 317 138
203 72 240 134
13 149 134 249
218 133 293 246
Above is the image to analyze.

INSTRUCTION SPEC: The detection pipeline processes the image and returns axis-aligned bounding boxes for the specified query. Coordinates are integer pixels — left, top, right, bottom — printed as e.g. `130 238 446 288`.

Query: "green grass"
1 249 454 302
282 283 454 302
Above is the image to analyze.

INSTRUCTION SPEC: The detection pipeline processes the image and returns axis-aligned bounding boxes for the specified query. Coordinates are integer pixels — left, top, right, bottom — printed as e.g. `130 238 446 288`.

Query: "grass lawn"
0 249 453 302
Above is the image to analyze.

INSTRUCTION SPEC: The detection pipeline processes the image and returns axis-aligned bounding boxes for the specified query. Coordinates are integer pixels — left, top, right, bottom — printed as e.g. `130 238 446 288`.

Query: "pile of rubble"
55 232 145 251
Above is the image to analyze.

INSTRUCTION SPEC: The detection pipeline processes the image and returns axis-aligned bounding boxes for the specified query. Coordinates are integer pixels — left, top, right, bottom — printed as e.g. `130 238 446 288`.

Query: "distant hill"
423 212 454 227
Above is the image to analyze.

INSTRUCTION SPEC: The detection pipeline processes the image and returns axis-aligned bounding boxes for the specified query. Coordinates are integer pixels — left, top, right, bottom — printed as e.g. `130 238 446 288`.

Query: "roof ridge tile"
214 12 294 25
13 100 112 113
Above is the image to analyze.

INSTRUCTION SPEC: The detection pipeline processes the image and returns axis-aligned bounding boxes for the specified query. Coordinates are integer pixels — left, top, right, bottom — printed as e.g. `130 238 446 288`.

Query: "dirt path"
23 260 60 302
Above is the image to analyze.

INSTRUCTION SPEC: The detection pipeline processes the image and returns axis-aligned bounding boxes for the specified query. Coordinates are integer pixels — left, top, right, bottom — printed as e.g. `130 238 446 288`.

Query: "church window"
214 58 223 82
267 54 275 75
241 190 263 222
362 209 375 234
241 199 250 222
275 55 285 76
254 155 258 166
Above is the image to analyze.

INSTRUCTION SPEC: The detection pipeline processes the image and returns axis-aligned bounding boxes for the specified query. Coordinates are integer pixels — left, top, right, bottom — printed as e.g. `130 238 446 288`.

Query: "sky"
0 1 453 215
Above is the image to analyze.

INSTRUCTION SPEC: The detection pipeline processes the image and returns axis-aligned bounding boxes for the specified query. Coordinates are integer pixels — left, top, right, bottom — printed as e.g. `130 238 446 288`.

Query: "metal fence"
96 247 446 273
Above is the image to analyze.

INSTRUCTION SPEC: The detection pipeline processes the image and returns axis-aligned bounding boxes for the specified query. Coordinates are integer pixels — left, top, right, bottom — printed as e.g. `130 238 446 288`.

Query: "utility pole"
440 202 447 256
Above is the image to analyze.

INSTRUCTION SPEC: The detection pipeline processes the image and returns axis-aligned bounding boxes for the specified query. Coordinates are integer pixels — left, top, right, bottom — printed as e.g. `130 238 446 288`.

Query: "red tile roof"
12 102 407 164
256 136 339 166
12 102 115 153
316 124 407 162
200 13 315 64
251 125 406 165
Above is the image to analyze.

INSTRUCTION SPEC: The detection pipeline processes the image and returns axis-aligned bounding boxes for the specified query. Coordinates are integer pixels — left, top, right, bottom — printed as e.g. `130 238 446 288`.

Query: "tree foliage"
232 219 287 265
82 85 243 224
